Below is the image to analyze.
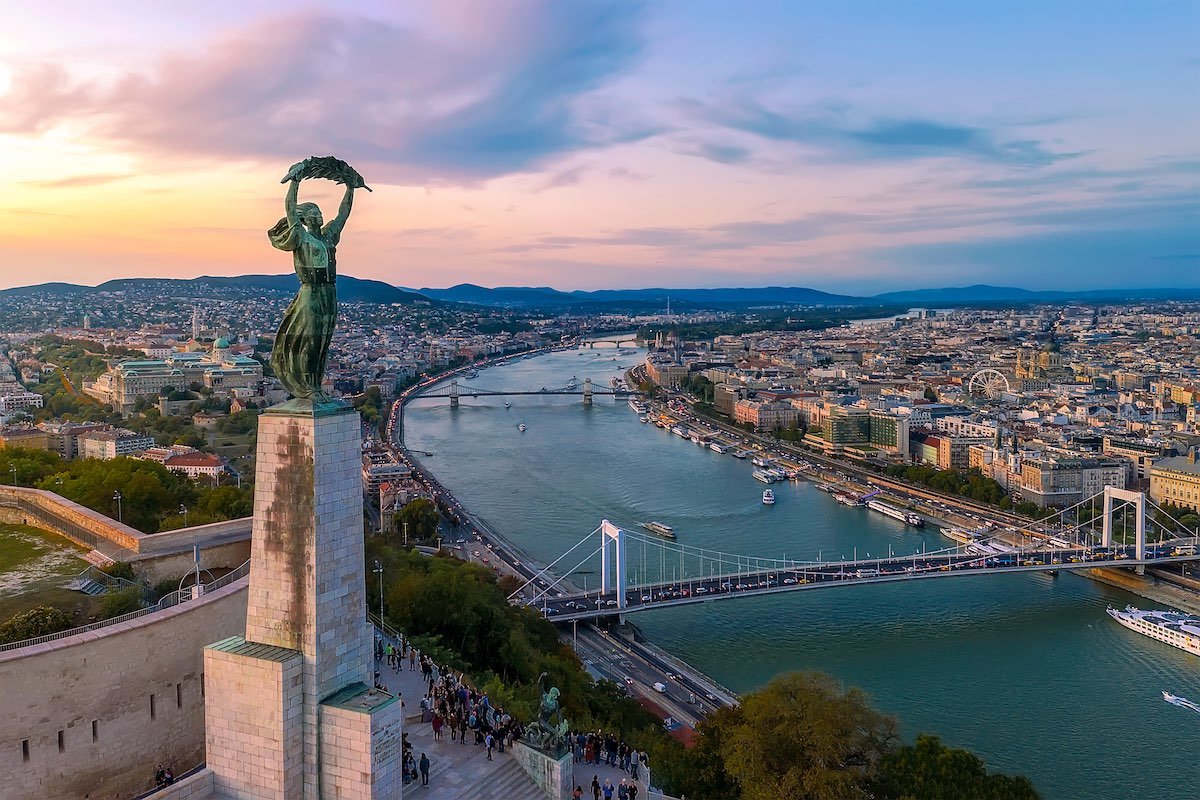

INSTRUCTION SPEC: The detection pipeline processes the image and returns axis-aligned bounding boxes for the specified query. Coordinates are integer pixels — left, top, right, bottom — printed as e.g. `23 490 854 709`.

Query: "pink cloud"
0 3 654 184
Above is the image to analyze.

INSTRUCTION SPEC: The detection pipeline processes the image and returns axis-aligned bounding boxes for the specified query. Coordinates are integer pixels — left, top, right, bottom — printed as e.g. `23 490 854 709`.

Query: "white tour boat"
1107 606 1200 656
640 521 677 540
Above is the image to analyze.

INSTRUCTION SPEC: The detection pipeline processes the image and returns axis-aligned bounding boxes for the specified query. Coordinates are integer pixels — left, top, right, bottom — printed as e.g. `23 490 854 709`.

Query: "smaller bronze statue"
524 672 570 753
267 156 370 403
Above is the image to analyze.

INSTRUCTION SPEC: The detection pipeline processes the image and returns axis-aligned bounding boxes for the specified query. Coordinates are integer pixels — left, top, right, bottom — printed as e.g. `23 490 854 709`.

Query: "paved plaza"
374 637 652 799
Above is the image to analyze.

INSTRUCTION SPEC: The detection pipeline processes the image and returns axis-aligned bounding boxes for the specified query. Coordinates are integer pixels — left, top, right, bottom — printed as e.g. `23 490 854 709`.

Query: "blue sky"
0 0 1196 291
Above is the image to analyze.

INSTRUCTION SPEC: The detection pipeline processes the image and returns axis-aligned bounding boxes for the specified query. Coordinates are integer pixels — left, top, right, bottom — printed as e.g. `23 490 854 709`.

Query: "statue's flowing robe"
267 218 339 400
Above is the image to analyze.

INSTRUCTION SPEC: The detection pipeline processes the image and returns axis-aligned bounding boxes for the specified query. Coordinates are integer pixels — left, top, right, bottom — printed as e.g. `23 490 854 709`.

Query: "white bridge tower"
1101 486 1147 573
599 520 627 611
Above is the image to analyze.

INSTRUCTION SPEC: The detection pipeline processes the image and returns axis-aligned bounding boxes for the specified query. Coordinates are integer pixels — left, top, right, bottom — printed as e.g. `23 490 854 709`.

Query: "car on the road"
472 550 481 557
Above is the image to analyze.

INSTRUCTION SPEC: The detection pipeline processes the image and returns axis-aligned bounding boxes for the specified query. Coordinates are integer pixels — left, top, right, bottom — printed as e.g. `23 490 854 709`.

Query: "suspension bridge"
415 377 634 407
507 487 1200 622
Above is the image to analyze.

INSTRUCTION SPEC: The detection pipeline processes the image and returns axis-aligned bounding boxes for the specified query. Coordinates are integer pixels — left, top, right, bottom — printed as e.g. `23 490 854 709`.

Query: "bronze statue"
267 156 370 402
525 672 570 753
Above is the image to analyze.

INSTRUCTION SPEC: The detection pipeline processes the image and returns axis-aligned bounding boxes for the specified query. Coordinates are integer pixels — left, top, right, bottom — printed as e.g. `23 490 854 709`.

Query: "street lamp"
8 465 15 485
180 504 189 528
373 560 385 621
112 490 123 524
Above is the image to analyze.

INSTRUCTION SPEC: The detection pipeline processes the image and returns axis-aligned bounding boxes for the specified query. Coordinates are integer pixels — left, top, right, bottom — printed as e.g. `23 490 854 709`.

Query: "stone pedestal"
203 401 401 799
512 741 573 800
319 683 404 798
204 637 305 800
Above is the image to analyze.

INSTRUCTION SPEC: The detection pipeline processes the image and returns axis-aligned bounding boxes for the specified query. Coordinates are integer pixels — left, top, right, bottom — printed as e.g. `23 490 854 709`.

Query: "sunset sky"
1 1 1197 293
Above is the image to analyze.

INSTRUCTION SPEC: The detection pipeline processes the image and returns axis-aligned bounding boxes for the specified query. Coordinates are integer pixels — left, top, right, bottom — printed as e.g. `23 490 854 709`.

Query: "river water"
405 346 1198 800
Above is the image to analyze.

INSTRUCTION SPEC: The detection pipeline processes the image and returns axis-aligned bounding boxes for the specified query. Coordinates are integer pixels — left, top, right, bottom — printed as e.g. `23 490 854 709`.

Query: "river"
404 345 1198 800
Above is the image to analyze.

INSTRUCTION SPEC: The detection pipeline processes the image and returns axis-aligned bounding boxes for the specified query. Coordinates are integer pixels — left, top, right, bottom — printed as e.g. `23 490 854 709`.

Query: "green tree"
393 497 440 544
872 734 1041 800
0 447 64 486
720 672 898 800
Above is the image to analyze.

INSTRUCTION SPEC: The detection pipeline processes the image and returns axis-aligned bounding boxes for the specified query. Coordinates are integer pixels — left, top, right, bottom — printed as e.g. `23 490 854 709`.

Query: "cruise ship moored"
866 499 925 527
1106 606 1200 656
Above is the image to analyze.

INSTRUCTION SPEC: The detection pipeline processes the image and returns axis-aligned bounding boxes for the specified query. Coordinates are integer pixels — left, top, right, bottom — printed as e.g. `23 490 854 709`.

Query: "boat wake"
1163 692 1200 714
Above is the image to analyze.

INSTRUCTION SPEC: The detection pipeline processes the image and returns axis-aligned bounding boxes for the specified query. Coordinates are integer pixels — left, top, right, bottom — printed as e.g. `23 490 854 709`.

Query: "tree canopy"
654 674 1040 800
0 447 251 532
392 497 440 544
871 735 1041 800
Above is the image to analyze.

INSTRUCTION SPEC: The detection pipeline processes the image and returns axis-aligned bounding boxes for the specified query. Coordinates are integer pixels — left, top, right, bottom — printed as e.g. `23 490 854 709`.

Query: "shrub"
100 562 136 581
0 606 72 644
98 586 145 620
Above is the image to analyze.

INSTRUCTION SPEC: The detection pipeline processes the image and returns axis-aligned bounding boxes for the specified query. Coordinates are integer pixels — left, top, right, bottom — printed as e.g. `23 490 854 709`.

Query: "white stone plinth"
203 399 397 799
203 637 305 800
319 683 404 799
512 740 573 800
245 403 371 697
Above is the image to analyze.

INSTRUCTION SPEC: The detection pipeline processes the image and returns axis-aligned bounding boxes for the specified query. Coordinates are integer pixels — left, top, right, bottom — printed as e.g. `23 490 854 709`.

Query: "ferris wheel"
968 369 1011 399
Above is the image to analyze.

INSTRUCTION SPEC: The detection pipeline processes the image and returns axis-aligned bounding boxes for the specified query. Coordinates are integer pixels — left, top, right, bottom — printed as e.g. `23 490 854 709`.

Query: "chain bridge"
415 377 634 406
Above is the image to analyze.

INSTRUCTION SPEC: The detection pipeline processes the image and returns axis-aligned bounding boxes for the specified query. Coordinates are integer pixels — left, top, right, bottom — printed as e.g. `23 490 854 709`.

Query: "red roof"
164 453 224 468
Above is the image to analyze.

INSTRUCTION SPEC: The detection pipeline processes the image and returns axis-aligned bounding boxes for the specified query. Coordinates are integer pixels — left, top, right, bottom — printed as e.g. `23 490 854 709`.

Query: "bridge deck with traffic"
535 547 1199 621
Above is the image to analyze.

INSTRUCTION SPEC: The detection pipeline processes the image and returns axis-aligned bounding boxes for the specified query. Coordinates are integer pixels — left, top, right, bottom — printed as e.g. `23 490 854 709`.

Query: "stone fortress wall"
0 579 248 800
0 485 251 572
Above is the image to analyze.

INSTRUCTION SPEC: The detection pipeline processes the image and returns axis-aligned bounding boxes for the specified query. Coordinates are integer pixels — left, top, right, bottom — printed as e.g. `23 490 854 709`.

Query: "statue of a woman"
267 156 368 402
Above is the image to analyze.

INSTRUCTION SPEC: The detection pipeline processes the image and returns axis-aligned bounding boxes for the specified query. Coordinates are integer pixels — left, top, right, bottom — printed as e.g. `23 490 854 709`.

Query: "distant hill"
416 284 859 307
190 274 429 304
1 274 431 305
417 283 574 306
572 286 860 305
873 284 1200 304
4 277 1198 309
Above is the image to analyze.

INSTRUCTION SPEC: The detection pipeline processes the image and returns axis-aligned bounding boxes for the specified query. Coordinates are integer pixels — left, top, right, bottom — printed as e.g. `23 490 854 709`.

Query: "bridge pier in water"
582 377 593 406
449 380 459 408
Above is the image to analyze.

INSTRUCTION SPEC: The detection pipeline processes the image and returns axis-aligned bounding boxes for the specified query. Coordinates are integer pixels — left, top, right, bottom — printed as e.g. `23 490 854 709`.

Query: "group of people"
577 775 640 800
571 730 644 781
375 636 416 678
152 764 175 789
374 631 647 798
419 662 524 761
374 631 527 788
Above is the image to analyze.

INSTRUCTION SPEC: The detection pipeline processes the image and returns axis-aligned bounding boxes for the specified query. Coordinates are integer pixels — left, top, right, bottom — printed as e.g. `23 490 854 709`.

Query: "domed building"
211 336 232 364
1015 339 1072 388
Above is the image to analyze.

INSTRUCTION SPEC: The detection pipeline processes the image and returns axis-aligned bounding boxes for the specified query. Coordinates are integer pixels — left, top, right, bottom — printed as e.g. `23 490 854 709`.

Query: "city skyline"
1 1 1197 292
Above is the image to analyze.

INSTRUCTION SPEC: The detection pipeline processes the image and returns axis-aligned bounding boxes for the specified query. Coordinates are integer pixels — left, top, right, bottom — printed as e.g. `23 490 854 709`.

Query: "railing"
75 564 142 591
0 558 251 654
368 610 402 643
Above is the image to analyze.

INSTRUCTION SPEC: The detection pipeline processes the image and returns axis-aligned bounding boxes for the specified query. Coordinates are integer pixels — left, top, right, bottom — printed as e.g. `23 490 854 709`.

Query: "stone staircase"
84 548 117 567
67 577 108 595
459 756 541 799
